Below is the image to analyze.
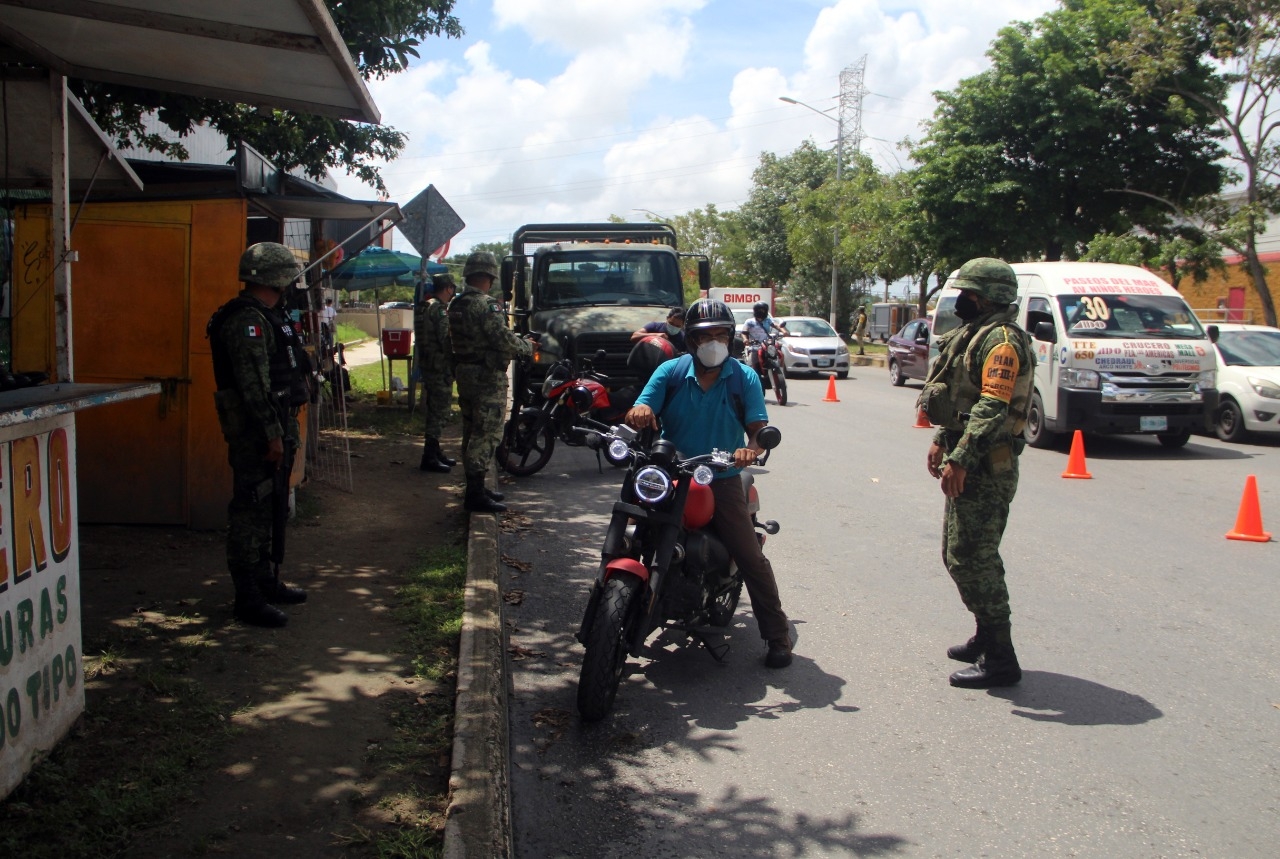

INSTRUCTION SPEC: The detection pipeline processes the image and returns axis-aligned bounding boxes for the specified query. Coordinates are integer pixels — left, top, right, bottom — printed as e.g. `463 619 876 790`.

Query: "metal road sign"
399 185 465 265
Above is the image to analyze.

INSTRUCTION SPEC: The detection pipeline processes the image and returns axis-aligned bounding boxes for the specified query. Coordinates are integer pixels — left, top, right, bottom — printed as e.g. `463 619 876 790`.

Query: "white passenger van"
935 262 1218 448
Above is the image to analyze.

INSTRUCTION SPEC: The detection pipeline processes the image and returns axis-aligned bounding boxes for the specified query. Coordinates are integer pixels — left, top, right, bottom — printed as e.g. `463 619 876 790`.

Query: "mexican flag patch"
245 324 263 338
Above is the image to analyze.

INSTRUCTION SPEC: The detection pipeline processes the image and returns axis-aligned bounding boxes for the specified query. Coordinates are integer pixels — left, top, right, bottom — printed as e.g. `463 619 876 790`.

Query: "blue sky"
334 0 1059 255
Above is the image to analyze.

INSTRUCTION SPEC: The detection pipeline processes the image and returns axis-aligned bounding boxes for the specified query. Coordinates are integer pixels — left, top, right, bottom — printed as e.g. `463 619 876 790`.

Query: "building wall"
1176 253 1279 325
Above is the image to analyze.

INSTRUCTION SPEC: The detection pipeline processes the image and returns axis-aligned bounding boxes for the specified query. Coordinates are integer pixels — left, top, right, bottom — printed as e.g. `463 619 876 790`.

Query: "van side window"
1025 297 1054 333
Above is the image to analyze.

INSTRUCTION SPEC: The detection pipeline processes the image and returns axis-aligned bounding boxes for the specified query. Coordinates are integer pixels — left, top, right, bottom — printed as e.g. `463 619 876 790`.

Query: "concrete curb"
443 510 511 859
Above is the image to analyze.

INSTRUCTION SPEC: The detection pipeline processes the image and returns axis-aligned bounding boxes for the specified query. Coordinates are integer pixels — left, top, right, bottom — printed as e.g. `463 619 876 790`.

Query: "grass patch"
342 363 454 440
344 543 468 857
336 321 370 344
0 641 235 858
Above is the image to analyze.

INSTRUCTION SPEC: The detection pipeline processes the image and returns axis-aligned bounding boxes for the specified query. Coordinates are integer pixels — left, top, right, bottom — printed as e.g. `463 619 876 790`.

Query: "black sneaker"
765 638 792 669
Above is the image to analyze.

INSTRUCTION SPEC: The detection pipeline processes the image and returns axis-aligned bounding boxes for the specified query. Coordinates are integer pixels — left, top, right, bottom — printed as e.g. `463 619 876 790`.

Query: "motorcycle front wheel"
497 413 556 476
769 365 787 406
577 572 642 721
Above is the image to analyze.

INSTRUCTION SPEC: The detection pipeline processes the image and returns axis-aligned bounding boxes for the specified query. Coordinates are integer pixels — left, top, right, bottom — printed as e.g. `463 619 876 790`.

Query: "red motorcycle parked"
497 353 641 476
745 334 788 406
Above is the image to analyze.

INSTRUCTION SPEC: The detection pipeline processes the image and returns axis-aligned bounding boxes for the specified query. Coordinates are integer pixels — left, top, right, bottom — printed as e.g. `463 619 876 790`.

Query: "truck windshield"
537 250 682 309
1057 293 1206 339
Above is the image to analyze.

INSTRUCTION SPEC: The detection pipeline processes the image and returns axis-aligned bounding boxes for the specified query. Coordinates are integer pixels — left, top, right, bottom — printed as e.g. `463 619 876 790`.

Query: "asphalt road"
498 366 1279 859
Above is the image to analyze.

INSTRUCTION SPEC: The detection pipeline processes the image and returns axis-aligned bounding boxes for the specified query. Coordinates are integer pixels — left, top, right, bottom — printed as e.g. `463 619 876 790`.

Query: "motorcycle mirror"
756 426 782 450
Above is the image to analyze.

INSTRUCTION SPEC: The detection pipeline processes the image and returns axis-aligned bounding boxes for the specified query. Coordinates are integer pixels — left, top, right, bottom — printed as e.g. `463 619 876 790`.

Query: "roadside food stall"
0 0 383 798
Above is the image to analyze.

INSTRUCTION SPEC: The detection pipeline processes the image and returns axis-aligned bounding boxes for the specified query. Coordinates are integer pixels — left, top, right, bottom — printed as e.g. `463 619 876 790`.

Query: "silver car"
774 316 851 378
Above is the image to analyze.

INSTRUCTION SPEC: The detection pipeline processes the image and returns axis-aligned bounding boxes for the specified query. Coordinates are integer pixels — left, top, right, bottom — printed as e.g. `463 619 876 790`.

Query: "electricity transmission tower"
837 56 868 172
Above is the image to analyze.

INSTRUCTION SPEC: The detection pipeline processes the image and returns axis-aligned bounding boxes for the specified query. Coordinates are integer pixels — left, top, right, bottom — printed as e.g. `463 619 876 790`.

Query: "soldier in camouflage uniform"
448 251 532 513
416 272 458 473
918 257 1034 687
207 242 311 628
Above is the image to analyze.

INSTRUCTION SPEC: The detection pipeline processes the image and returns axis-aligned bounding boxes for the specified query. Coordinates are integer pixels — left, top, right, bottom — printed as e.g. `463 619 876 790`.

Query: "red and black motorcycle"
574 423 782 721
744 334 788 406
497 352 641 476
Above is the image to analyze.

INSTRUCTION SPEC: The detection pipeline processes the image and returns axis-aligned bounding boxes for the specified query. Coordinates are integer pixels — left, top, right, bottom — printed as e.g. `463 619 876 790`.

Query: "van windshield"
537 250 683 310
1057 293 1205 339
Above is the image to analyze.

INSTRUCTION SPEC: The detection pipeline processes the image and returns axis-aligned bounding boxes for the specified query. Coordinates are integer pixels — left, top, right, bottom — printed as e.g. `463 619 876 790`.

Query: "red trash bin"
381 329 412 357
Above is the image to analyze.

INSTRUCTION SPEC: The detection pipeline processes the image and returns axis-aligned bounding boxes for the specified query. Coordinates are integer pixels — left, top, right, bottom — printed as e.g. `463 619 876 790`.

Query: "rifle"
270 393 298 589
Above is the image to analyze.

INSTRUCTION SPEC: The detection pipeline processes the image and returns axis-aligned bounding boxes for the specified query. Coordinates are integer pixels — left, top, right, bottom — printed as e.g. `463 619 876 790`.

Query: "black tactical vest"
207 295 312 406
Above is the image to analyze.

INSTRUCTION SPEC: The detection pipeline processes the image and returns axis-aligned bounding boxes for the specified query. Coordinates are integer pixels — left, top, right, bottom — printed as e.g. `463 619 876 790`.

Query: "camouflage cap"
432 272 457 292
953 257 1018 305
239 242 301 290
462 251 499 280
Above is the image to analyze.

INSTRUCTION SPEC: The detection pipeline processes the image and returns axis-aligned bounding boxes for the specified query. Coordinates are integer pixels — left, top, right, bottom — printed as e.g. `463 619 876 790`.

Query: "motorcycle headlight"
1248 375 1280 399
633 466 673 504
692 465 714 486
607 438 632 462
542 365 571 397
1060 367 1100 389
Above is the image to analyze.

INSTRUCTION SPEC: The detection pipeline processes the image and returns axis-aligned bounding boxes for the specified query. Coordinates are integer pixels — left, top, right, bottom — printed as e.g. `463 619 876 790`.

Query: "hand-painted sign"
0 414 83 799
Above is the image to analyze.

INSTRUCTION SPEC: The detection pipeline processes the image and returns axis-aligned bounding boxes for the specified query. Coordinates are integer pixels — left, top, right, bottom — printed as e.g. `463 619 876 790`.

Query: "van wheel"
1157 428 1192 448
1215 398 1249 443
1025 392 1058 449
889 359 905 387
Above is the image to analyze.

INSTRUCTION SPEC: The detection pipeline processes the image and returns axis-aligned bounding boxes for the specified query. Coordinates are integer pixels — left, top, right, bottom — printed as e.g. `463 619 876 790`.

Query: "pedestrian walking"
416 272 458 472
852 306 868 355
919 257 1034 687
207 242 312 628
448 251 532 513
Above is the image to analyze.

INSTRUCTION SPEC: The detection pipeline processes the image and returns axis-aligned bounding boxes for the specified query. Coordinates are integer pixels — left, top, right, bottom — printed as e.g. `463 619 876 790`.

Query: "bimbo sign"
0 414 83 798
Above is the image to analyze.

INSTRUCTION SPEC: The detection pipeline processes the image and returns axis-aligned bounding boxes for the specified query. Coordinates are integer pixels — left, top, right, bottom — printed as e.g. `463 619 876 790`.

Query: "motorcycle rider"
631 306 687 353
743 301 788 345
626 298 793 668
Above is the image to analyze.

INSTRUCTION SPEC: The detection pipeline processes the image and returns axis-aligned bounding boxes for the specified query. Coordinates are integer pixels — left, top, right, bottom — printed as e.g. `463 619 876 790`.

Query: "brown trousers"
709 477 789 641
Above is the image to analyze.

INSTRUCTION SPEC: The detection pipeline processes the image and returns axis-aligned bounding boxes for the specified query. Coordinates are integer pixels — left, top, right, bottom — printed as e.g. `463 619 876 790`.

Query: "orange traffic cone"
913 409 932 428
1061 430 1092 479
1226 475 1271 542
822 373 840 402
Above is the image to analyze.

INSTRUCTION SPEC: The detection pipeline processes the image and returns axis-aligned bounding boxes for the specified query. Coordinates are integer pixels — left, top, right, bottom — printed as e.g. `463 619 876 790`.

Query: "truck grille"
571 333 637 381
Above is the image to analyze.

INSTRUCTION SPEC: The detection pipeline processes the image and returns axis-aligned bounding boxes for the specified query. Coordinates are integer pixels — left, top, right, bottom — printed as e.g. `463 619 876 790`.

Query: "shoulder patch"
245 324 263 338
981 341 1020 403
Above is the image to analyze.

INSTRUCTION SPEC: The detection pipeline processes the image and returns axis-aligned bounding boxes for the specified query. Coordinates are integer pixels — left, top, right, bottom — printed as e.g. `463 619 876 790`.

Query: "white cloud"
334 0 1057 254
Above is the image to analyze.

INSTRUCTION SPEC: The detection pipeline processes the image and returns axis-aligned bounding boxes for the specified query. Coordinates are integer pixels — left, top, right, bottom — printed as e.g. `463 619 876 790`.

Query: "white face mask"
695 340 729 368
666 323 681 336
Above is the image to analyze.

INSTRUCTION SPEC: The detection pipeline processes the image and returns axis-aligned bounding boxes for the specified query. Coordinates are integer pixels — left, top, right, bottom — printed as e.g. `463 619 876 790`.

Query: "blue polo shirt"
635 356 768 479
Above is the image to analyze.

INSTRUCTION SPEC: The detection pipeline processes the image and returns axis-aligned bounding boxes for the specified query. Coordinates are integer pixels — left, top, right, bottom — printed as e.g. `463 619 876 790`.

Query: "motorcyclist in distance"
743 301 787 345
625 298 793 668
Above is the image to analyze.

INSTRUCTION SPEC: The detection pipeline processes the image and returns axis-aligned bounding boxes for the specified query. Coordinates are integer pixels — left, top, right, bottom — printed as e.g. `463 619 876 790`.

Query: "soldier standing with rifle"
208 242 312 628
448 251 532 513
416 272 458 472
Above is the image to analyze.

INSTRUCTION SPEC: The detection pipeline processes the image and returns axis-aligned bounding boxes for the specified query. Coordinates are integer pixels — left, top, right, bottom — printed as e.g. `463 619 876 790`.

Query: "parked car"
379 301 413 310
773 316 850 378
1210 323 1280 441
887 318 935 386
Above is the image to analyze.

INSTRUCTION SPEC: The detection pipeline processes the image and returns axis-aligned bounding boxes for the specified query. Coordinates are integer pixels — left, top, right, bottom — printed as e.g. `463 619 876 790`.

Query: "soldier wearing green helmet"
918 256 1034 688
207 242 311 628
448 250 532 513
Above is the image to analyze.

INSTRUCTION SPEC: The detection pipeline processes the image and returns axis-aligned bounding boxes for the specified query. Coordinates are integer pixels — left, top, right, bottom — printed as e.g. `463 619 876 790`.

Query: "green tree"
71 0 463 192
913 0 1224 264
1081 225 1225 288
738 141 837 286
1106 0 1280 326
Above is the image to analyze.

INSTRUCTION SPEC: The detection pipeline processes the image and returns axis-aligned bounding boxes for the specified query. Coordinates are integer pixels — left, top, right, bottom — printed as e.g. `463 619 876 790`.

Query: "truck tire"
1157 428 1192 448
1024 391 1058 449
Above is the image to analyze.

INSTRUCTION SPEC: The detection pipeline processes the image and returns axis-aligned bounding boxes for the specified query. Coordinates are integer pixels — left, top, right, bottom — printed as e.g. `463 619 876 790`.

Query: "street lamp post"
780 96 844 330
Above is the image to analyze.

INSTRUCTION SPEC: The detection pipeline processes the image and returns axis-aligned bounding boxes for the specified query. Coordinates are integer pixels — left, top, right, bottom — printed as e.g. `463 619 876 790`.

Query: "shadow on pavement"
987 670 1164 726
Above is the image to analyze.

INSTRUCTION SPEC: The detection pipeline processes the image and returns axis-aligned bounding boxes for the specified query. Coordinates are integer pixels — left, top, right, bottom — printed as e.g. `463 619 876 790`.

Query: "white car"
774 316 851 379
1211 322 1280 441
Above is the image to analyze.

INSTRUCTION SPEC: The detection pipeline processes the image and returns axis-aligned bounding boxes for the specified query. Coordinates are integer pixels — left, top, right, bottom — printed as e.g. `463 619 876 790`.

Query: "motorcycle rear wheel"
577 573 642 721
497 413 556 476
769 366 787 406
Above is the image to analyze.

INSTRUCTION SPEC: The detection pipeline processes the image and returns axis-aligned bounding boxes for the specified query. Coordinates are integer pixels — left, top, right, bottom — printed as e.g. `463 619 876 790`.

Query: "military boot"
257 573 308 605
419 437 452 473
464 472 506 514
947 621 990 663
231 571 288 628
949 623 1021 688
436 446 458 468
485 486 504 502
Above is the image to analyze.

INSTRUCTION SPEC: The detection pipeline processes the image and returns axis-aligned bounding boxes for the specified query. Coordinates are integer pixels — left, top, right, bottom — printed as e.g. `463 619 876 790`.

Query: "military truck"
500 223 709 386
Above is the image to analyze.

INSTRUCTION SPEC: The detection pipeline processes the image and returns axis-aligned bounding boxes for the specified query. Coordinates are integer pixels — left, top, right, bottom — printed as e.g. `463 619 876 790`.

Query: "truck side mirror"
1033 321 1057 343
500 258 514 302
698 258 711 291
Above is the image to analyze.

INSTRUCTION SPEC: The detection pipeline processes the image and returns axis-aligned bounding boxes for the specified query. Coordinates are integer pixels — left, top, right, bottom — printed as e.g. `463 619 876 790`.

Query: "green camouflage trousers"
454 364 507 476
941 459 1019 626
421 367 453 441
226 437 277 576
